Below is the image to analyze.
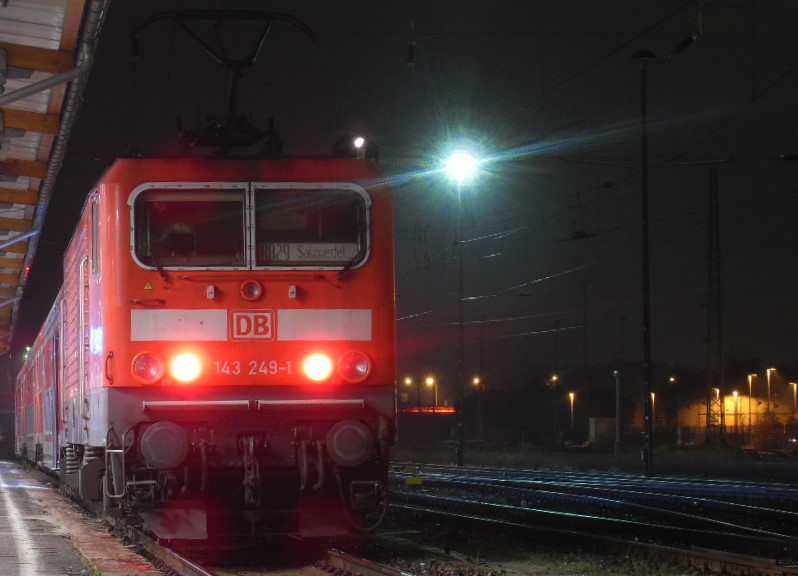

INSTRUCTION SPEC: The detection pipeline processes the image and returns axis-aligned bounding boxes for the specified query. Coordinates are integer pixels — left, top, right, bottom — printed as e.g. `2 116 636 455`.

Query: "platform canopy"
0 0 108 354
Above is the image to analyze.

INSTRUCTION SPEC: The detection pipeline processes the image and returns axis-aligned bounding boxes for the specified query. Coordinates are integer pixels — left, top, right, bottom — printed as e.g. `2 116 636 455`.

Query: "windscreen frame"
128 181 372 272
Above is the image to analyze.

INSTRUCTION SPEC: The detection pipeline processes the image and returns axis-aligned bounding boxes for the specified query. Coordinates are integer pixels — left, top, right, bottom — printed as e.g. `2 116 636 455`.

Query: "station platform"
0 460 161 576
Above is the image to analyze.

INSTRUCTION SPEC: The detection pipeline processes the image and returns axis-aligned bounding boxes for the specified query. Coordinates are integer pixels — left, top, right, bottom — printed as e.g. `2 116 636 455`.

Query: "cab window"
134 189 245 267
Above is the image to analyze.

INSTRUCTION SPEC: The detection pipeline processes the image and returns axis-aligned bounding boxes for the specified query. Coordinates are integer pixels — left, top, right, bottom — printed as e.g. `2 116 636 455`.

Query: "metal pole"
456 182 465 465
569 392 575 429
767 369 772 413
747 374 753 435
614 370 621 458
634 49 656 476
0 55 93 106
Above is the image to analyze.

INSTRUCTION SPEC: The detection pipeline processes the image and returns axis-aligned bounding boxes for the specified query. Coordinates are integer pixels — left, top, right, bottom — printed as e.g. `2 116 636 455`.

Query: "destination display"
259 242 360 264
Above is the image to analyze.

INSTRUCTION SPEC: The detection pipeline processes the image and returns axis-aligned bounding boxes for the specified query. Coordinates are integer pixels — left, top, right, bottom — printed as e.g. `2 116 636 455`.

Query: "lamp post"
732 390 739 435
613 370 621 458
547 374 560 448
405 377 421 413
766 367 776 413
791 382 797 416
651 392 656 429
425 376 437 410
445 149 477 466
633 48 657 477
473 376 483 438
569 391 575 430
747 374 756 433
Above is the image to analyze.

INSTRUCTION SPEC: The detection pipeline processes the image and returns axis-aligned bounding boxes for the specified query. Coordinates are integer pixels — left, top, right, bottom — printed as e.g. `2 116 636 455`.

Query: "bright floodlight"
445 150 477 183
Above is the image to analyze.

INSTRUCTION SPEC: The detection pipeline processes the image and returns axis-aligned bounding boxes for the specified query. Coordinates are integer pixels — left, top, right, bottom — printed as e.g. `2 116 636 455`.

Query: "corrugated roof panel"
7 130 42 161
0 174 31 190
0 2 66 47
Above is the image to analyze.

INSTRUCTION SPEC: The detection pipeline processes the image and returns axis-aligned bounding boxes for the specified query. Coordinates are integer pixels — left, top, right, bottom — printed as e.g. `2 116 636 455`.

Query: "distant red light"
398 407 456 414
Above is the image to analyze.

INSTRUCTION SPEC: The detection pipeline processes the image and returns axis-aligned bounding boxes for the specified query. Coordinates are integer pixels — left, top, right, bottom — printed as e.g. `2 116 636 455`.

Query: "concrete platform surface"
0 459 162 576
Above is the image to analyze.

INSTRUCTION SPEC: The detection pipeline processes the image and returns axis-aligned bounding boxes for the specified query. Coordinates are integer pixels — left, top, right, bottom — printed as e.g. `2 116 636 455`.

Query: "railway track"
135 532 412 576
390 463 798 537
386 463 798 575
384 500 798 575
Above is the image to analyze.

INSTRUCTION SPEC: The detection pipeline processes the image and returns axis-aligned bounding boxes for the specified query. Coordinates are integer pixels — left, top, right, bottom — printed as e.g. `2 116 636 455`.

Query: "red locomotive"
15 155 396 540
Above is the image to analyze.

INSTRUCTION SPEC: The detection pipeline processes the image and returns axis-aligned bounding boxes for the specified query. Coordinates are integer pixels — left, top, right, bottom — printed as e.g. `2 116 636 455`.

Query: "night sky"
9 1 798 405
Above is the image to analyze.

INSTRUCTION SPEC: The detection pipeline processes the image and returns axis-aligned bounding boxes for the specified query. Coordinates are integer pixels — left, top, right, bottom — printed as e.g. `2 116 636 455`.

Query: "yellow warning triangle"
143 282 153 290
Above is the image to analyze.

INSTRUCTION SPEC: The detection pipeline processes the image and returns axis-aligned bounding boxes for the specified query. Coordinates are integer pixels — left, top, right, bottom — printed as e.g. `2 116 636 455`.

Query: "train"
14 153 396 540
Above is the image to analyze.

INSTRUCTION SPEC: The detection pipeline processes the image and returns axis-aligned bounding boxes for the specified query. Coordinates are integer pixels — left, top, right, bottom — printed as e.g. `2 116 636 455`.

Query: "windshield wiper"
336 251 363 281
146 240 170 282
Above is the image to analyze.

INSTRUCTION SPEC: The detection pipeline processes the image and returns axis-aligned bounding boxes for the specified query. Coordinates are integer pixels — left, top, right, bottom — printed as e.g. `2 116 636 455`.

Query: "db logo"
230 310 274 340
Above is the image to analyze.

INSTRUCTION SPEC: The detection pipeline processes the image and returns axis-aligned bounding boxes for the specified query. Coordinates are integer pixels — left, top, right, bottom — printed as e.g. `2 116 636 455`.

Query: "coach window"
254 187 368 267
134 189 246 268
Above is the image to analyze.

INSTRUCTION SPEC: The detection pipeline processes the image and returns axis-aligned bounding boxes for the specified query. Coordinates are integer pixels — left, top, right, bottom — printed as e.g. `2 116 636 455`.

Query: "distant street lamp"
547 374 560 447
569 391 575 429
732 390 739 434
405 376 421 413
747 374 757 433
473 376 484 438
445 148 478 466
766 367 777 412
791 382 797 416
425 376 437 410
651 392 656 429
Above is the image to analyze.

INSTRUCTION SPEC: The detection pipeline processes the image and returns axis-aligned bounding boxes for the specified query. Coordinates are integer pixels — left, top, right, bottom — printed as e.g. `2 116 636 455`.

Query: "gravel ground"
364 529 705 576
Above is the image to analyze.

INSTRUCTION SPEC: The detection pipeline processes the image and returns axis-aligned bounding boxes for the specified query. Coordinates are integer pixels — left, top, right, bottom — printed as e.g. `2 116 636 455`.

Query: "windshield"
131 184 369 269
134 189 246 267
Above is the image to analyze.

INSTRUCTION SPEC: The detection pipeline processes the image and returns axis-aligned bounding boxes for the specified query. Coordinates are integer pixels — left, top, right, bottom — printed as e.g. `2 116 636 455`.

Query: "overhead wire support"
130 10 314 154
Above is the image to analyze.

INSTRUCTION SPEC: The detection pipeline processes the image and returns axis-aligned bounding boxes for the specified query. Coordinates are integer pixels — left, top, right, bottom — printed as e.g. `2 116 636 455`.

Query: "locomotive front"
83 157 396 539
